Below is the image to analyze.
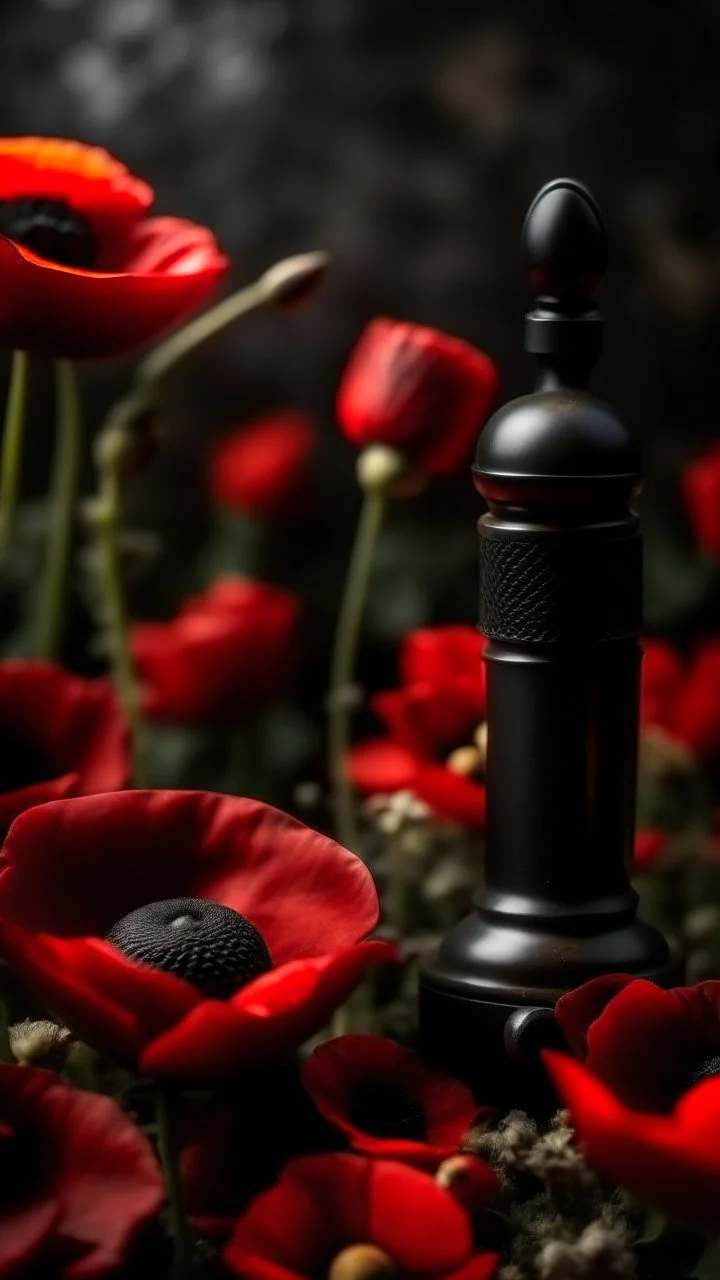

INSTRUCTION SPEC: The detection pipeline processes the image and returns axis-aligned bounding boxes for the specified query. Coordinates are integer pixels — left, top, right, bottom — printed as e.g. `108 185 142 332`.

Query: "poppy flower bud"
445 745 483 778
356 444 406 494
261 250 329 309
329 1244 396 1280
9 1019 72 1069
436 1153 497 1214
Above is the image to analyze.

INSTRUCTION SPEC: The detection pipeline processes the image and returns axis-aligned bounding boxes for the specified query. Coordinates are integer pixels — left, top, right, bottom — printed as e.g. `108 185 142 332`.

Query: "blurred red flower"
642 638 720 764
0 1063 163 1276
683 442 720 559
302 1034 493 1173
633 828 666 870
0 660 129 840
210 412 316 519
225 1153 499 1280
337 318 499 478
348 627 488 827
131 578 298 725
545 1050 720 1234
0 790 393 1081
0 137 228 358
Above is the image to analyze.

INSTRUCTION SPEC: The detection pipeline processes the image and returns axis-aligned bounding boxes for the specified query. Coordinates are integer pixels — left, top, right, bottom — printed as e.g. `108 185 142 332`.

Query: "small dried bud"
356 444 406 493
261 251 329 308
446 745 483 777
329 1244 396 1280
436 1154 497 1214
10 1019 72 1069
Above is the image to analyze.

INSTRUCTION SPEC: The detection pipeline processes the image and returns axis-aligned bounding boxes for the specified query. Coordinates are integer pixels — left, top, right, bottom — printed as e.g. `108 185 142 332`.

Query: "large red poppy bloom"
0 137 228 358
337 318 499 478
641 638 720 764
348 627 488 827
131 578 298 725
210 412 316 520
225 1154 499 1280
544 1051 720 1234
0 1063 163 1277
0 790 393 1080
555 975 720 1113
0 660 129 840
683 442 720 560
302 1035 494 1173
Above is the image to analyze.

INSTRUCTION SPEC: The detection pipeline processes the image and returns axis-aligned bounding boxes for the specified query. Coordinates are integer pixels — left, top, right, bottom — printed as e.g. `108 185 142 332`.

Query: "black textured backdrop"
2 0 720 685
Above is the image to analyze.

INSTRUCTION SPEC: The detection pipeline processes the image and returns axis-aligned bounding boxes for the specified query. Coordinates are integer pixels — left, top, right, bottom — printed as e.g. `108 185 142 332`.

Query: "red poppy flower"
337 318 499 478
225 1154 499 1280
131 578 298 725
634 828 666 870
0 1063 163 1276
0 660 129 840
210 412 316 520
554 975 720 1114
0 790 394 1080
544 1050 720 1234
0 137 228 358
641 638 720 764
348 627 488 827
683 442 720 559
302 1035 494 1174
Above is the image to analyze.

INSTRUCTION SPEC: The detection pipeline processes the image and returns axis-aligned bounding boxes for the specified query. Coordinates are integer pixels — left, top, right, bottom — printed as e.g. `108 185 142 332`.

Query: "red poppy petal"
0 1196 58 1274
413 765 486 828
554 975 638 1059
671 642 720 761
683 442 720 559
0 225 227 359
140 944 397 1080
544 1051 720 1232
446 1260 500 1280
374 683 482 758
634 829 666 870
0 137 153 235
674 981 720 1042
210 413 316 519
0 791 378 961
9 1068 164 1278
584 980 709 1111
401 628 487 691
346 738 420 794
640 639 684 730
0 774 78 841
0 925 199 1066
366 1159 473 1274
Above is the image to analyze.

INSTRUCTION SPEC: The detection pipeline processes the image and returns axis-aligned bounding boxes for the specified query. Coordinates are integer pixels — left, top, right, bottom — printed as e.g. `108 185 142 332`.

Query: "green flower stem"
155 1085 194 1280
35 360 82 659
139 282 266 387
92 424 147 786
0 349 30 559
327 482 389 852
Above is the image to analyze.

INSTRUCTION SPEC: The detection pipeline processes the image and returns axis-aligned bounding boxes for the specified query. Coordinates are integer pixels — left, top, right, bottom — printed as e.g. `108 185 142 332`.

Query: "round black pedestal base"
419 908 683 1114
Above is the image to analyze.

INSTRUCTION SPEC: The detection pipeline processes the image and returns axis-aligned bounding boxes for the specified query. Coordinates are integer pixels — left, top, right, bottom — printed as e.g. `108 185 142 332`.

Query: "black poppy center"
0 732 54 795
0 197 98 268
106 898 272 1000
683 1053 720 1090
348 1077 428 1142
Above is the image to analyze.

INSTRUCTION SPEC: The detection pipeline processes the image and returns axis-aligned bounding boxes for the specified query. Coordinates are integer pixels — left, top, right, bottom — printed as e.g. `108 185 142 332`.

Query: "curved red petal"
634 829 666 869
671 642 720 761
140 943 397 1080
640 639 684 731
554 974 638 1059
0 1196 58 1274
346 738 420 795
210 413 316 519
413 765 486 828
683 442 720 559
544 1051 720 1232
401 627 487 692
445 1259 500 1280
0 773 78 842
374 683 482 758
366 1159 473 1274
0 224 227 359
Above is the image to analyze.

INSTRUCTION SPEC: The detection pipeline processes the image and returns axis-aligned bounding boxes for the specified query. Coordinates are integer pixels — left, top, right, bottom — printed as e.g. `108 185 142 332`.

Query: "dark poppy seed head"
683 1053 720 1090
0 197 98 268
106 898 272 1000
348 1077 428 1142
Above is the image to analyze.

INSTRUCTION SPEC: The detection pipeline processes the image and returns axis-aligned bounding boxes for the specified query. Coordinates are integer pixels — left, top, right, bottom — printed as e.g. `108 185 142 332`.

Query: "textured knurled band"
479 533 641 643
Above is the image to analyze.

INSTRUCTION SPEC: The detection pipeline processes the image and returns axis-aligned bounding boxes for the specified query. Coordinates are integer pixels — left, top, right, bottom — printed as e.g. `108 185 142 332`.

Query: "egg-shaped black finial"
522 178 608 302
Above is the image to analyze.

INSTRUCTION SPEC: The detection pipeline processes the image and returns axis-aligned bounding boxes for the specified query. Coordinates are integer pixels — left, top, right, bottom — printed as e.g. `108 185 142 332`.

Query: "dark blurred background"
3 0 720 744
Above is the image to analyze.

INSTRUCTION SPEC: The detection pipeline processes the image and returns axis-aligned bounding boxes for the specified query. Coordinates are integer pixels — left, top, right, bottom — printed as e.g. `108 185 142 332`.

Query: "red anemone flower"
337 318 499 478
554 975 720 1114
0 660 129 840
0 137 228 358
131 578 298 725
0 791 394 1081
348 627 488 827
641 638 720 764
544 1051 720 1234
683 442 720 559
210 412 316 520
225 1154 499 1280
302 1035 494 1173
0 1063 163 1277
